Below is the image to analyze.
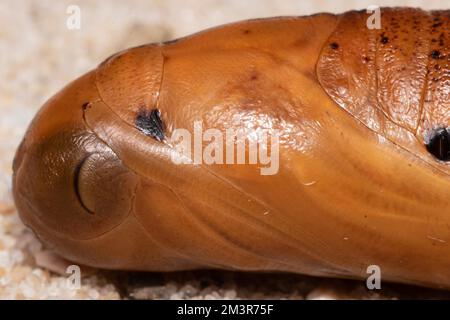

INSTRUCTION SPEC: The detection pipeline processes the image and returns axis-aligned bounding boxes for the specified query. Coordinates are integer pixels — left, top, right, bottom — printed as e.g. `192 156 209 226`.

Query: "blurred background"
0 0 448 299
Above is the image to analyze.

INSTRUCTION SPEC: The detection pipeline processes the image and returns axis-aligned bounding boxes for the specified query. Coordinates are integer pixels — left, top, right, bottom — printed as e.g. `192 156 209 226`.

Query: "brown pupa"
12 7 450 289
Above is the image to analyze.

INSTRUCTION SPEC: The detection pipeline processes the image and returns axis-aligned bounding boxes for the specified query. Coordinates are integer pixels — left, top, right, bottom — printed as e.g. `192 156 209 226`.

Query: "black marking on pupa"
425 128 450 162
135 108 165 142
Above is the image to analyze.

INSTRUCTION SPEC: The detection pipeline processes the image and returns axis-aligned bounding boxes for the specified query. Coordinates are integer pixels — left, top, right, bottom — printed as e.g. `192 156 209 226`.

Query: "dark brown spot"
430 50 441 59
82 102 90 110
330 42 339 50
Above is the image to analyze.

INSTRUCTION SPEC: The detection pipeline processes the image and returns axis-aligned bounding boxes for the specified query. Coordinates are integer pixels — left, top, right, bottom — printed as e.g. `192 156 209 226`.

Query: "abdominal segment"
317 8 449 157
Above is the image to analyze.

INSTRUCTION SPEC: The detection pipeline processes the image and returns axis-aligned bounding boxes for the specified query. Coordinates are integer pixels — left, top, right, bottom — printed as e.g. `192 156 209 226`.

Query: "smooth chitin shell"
12 8 450 289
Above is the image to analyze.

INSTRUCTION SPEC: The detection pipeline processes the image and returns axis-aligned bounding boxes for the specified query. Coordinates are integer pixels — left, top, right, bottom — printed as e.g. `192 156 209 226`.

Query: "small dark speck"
433 22 443 28
430 50 441 59
82 102 90 110
330 42 339 50
243 29 251 35
135 108 165 142
163 38 180 45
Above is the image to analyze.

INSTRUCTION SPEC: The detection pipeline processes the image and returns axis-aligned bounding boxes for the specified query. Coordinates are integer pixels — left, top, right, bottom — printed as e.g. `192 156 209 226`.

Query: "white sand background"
0 0 449 299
